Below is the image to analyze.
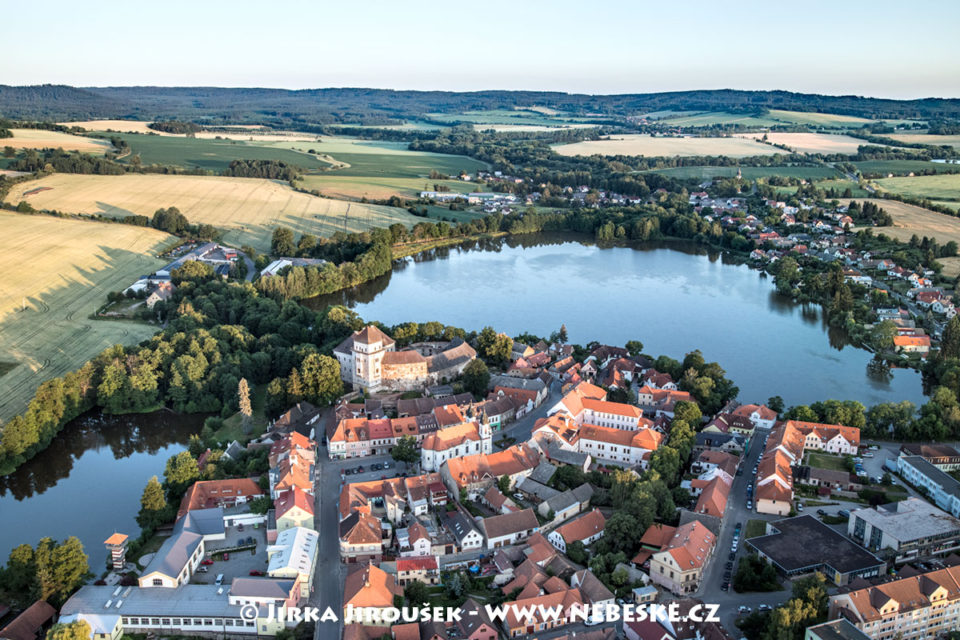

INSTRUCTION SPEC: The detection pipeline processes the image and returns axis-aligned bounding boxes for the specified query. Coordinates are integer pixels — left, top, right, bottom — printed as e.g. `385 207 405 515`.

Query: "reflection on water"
0 410 202 568
306 233 926 409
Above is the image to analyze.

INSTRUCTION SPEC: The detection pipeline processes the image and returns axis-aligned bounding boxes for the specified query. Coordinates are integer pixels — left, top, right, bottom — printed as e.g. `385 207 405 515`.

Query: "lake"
309 234 926 409
0 411 201 571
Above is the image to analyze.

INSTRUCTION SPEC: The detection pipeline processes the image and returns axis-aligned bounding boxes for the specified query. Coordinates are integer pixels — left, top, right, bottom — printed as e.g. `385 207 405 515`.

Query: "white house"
547 509 606 553
420 422 491 472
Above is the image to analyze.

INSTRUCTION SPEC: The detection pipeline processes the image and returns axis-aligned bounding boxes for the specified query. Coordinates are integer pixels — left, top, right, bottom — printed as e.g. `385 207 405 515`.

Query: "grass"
874 173 960 203
4 128 113 154
806 452 848 471
3 173 423 254
737 132 890 155
268 137 488 178
295 175 478 201
645 165 839 180
426 109 604 127
744 519 768 539
214 385 269 442
0 211 173 422
554 135 779 158
103 133 332 172
854 160 960 177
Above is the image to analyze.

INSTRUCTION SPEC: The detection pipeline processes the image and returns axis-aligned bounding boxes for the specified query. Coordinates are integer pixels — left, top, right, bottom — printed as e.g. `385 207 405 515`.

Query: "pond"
0 410 201 571
308 234 926 409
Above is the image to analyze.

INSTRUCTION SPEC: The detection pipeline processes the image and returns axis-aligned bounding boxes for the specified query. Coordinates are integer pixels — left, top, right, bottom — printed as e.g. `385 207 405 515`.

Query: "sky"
4 0 960 99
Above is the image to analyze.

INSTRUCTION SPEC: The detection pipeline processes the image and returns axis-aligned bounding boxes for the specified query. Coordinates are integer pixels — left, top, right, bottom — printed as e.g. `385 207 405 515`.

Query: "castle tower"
104 533 129 570
479 419 493 454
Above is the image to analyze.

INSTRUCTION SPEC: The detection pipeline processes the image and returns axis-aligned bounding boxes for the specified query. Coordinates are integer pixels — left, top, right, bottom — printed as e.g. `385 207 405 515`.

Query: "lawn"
554 135 779 158
874 173 960 203
4 128 113 154
3 173 423 254
854 160 960 177
103 132 333 172
0 211 173 422
295 175 478 201
645 165 839 180
744 519 768 539
268 137 488 178
806 452 848 471
213 384 269 443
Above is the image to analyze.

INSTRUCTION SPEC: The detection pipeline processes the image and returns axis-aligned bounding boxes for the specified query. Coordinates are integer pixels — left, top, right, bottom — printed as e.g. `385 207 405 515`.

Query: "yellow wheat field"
4 173 422 254
4 128 113 153
553 134 778 158
59 120 161 134
0 212 173 421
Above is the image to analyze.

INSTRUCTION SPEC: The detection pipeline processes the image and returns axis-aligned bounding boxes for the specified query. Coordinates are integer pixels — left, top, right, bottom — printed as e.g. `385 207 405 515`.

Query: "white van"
215 573 224 586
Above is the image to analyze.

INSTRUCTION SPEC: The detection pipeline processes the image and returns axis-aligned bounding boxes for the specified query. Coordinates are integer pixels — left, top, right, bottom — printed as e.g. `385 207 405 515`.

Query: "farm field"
814 179 872 197
471 123 596 132
0 211 173 422
737 132 881 155
853 160 960 177
296 175 477 201
426 109 605 127
267 137 488 178
645 165 839 180
3 128 113 154
849 198 960 246
3 174 423 254
937 257 960 278
554 134 779 158
874 174 960 203
657 111 783 127
59 120 159 134
765 110 874 128
104 133 332 171
887 133 960 149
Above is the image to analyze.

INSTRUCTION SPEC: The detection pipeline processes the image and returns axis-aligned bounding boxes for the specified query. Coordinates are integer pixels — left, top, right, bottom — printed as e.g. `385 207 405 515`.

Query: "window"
152 578 163 586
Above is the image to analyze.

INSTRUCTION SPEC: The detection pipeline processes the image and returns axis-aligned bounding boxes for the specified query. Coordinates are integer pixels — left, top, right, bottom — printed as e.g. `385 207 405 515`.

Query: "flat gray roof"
851 497 960 543
62 585 243 618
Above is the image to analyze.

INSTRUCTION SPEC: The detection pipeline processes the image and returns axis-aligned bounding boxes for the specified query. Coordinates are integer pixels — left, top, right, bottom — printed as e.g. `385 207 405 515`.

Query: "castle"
333 325 477 392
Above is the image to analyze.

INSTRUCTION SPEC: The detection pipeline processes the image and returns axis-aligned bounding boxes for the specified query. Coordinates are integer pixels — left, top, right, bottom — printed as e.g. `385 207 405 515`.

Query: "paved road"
239 251 256 282
691 427 795 633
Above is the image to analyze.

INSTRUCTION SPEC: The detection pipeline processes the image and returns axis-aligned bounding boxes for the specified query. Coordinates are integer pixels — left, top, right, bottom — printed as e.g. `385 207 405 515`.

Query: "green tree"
461 359 490 396
139 475 167 514
767 396 785 414
566 540 589 564
33 537 89 605
271 227 296 256
871 319 898 351
248 496 272 515
497 475 511 494
404 580 430 606
625 340 644 356
47 620 92 640
294 354 343 405
943 316 960 360
391 435 419 464
163 451 199 499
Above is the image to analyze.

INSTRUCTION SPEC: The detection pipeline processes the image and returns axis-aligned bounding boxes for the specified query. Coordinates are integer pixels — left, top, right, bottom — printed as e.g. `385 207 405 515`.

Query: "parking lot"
193 524 269 585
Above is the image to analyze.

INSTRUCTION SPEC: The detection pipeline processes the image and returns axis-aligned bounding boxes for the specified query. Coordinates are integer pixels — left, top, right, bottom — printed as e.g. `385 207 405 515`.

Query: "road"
309 378 560 640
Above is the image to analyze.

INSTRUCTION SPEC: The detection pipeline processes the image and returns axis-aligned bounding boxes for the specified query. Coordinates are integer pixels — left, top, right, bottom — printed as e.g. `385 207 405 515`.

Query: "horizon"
8 83 960 103
4 0 959 100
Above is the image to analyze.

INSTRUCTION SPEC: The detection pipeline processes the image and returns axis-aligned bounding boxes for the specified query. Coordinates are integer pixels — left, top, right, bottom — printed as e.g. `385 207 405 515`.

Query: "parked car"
249 570 264 576
726 562 733 570
202 559 214 565
863 453 874 458
796 502 804 511
383 461 393 468
721 582 729 591
223 552 230 561
197 566 208 573
738 605 751 614
746 500 753 510
758 604 772 612
869 445 880 450
357 466 365 473
838 509 850 518
729 552 736 561
238 523 244 532
215 574 224 586
513 493 524 501
817 509 827 516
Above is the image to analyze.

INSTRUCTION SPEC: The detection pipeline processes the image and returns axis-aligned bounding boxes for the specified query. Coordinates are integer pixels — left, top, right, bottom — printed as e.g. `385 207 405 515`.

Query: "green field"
815 179 872 197
853 160 960 177
267 138 489 178
766 110 874 128
645 165 839 180
425 109 605 127
106 133 333 171
807 452 848 471
296 175 479 200
874 173 960 203
658 111 783 127
887 133 960 149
